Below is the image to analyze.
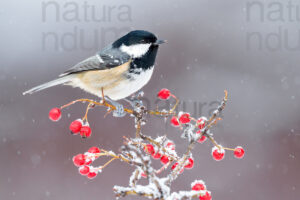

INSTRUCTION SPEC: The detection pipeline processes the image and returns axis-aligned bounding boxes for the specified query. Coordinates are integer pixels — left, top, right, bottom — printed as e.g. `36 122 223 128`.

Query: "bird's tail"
23 76 73 95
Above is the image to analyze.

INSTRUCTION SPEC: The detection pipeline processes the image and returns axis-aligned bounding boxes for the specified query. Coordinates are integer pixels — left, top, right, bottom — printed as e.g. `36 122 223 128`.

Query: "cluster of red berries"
72 147 101 179
170 112 191 126
170 113 207 131
211 146 245 161
191 180 211 200
143 142 176 166
69 119 92 138
170 157 194 174
157 89 245 162
143 141 195 175
158 89 208 144
169 108 210 149
49 108 92 138
169 111 208 145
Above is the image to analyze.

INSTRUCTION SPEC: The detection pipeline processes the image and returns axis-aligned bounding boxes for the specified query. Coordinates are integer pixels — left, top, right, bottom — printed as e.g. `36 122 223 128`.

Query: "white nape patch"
120 43 151 58
95 54 103 63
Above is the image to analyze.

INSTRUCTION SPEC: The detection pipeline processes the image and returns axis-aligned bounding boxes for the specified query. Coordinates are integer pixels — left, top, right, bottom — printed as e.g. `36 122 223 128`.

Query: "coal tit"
23 30 166 116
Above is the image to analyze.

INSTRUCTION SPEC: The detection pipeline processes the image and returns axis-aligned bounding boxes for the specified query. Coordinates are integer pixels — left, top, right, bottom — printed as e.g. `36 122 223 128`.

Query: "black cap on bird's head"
112 30 166 48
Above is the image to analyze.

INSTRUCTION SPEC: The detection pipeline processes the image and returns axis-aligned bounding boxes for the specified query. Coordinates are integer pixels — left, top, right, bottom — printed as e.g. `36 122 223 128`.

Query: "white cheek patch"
120 43 151 58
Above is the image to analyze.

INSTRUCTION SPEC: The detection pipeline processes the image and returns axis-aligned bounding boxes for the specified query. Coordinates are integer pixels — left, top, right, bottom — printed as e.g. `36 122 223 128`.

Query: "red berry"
198 135 206 143
49 107 61 121
73 154 86 167
234 146 245 159
84 158 92 165
141 172 147 178
212 146 225 161
191 180 206 191
144 144 155 155
179 112 191 124
157 88 171 100
87 171 97 179
80 126 92 138
88 147 101 154
166 142 175 150
69 119 82 134
170 116 180 127
152 152 162 159
197 117 206 129
160 155 170 164
171 163 177 170
185 158 194 169
196 130 207 143
199 191 212 200
171 162 184 173
79 166 90 175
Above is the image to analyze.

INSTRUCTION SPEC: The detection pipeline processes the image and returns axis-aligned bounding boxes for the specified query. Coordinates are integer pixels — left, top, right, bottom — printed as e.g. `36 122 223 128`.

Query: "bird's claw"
113 103 126 117
102 97 126 118
125 98 143 108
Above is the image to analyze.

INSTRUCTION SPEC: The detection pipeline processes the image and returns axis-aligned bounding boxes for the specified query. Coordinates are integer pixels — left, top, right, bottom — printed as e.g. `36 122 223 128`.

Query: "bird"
23 30 166 117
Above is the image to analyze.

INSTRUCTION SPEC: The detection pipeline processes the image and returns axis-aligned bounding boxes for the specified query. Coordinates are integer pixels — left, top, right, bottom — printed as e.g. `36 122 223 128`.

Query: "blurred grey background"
0 0 300 199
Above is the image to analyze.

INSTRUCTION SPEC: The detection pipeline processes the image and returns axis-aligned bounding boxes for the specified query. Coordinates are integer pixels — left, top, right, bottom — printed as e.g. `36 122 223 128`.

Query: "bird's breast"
104 66 154 100
72 63 154 100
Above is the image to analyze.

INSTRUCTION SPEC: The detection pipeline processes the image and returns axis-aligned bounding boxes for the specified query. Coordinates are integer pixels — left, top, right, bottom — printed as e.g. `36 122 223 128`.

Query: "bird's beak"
154 39 167 45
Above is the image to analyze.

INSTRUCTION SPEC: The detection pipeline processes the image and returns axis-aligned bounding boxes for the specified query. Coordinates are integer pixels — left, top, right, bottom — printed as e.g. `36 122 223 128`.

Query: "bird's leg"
100 87 126 117
105 97 126 118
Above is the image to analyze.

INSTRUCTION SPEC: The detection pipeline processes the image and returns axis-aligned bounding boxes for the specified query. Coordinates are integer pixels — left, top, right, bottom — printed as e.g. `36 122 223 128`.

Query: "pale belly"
72 67 154 100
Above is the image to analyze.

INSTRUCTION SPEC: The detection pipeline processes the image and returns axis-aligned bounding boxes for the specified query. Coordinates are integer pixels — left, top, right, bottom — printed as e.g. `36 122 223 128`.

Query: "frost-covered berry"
170 116 180 127
84 159 92 165
49 107 61 121
157 88 171 100
198 135 206 143
179 112 191 124
79 165 90 175
160 155 170 164
144 144 155 155
212 146 225 161
199 191 212 200
152 152 162 159
166 142 175 150
80 126 92 138
171 162 178 170
88 146 101 154
234 146 245 159
196 130 207 143
171 162 184 173
69 119 82 134
185 158 194 169
87 171 97 179
73 154 86 167
191 180 206 191
141 172 147 178
197 117 206 129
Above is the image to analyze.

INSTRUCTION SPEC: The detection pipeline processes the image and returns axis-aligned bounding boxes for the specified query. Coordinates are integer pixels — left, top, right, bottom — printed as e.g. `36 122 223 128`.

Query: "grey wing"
59 50 131 77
